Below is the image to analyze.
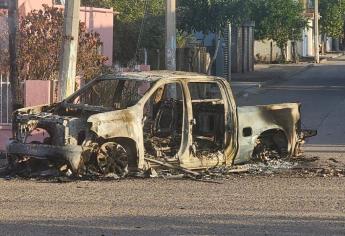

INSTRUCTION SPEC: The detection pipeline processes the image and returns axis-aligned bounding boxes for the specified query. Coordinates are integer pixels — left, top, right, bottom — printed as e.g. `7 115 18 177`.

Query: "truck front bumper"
6 140 83 172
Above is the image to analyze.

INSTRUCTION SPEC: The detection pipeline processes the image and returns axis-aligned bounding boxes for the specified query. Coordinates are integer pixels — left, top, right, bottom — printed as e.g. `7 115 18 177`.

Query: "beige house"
254 0 328 62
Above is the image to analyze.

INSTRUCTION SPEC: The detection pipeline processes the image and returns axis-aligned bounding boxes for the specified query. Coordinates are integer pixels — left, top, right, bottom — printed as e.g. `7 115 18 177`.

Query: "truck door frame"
182 78 238 166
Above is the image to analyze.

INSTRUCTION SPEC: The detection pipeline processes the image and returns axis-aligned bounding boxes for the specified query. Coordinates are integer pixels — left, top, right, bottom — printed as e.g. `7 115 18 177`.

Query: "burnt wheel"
97 142 129 177
252 136 288 163
252 140 280 162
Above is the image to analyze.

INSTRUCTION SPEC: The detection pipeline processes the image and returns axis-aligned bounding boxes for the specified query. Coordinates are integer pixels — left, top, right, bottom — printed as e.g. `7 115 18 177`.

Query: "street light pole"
165 0 176 71
58 0 80 100
314 0 320 63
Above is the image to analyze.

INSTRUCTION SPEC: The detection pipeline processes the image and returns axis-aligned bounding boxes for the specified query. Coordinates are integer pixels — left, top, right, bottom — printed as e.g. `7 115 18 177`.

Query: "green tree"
80 0 112 8
81 0 165 66
251 0 307 62
114 0 164 66
178 0 252 73
319 0 345 39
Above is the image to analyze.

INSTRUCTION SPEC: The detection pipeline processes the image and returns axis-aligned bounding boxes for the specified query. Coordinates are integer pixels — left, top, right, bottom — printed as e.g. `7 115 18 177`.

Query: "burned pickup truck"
5 71 316 177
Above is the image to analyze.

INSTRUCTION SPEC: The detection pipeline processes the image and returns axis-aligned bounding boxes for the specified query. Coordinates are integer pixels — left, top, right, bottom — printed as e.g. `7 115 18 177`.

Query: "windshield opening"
67 79 153 110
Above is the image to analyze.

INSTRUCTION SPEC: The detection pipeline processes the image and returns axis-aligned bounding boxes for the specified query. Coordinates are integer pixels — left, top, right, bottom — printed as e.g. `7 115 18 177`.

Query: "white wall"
254 40 284 62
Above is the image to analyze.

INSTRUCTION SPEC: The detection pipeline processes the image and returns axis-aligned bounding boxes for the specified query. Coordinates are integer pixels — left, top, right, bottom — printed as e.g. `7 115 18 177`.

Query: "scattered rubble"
144 157 201 177
1 152 344 181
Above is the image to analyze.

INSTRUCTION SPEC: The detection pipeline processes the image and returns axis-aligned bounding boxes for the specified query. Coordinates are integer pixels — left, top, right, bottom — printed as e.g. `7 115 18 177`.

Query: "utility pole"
59 0 80 100
314 0 320 63
8 0 22 110
165 0 176 71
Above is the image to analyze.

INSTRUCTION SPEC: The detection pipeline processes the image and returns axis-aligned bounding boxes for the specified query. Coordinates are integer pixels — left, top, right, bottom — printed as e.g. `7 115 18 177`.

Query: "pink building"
18 0 117 65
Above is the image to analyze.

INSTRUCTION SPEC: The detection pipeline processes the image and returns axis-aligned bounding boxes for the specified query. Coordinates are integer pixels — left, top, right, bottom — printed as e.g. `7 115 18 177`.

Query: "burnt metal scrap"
3 71 317 179
2 154 344 180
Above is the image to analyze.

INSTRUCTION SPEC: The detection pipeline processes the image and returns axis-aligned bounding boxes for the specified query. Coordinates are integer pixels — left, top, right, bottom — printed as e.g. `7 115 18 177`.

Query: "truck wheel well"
252 129 289 159
109 137 138 170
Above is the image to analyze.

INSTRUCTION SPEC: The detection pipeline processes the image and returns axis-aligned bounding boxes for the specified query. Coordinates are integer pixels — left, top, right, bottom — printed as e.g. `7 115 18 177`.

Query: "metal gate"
0 74 11 124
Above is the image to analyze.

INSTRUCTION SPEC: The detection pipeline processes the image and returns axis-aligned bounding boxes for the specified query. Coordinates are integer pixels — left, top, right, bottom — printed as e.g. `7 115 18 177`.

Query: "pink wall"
24 80 53 107
18 0 115 64
18 0 52 13
0 80 54 151
0 125 11 151
79 6 114 65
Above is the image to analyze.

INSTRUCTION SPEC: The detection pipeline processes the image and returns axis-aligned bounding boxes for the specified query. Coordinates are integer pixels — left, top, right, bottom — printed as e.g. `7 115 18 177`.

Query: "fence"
176 47 210 74
0 74 11 124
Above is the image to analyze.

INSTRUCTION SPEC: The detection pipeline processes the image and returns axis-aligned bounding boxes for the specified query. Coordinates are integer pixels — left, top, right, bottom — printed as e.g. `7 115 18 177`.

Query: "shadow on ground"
1 214 345 236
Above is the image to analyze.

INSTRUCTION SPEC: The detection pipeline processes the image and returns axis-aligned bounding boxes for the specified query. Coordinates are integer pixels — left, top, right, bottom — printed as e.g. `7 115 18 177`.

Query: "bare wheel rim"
97 142 129 177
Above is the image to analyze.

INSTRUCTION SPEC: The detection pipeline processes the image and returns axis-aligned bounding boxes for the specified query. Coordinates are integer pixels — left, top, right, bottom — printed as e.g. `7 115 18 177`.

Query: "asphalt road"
0 177 344 236
1 57 345 235
234 55 345 173
236 56 345 147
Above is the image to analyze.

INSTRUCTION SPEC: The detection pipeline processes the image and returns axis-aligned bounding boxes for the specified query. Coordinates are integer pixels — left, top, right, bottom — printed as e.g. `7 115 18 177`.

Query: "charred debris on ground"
1 151 344 182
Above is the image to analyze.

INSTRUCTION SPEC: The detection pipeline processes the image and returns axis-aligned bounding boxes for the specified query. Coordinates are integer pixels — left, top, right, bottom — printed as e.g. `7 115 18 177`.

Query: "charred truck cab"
6 71 316 176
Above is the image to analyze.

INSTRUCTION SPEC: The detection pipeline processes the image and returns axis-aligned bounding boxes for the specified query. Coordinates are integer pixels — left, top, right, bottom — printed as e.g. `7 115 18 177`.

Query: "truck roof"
114 70 219 82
